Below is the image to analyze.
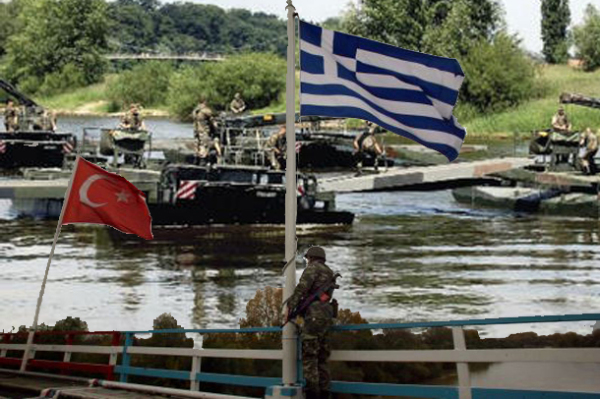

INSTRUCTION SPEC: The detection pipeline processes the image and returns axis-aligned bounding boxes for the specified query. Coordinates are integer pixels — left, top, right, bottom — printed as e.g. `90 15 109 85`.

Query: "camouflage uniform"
287 259 336 398
193 102 217 159
551 110 571 135
230 94 246 114
3 102 18 132
354 123 383 171
580 129 598 175
265 129 286 170
120 106 145 131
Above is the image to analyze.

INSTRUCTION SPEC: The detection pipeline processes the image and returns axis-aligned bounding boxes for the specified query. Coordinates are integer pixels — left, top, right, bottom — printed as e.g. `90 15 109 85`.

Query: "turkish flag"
62 157 153 240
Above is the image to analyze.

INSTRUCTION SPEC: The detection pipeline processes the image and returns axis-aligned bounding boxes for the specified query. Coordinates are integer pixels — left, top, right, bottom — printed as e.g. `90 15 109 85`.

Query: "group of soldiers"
550 106 598 175
3 99 57 132
189 93 248 165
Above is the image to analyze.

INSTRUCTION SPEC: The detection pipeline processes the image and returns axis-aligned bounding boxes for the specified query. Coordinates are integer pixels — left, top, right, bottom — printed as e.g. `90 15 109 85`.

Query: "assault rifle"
282 273 341 327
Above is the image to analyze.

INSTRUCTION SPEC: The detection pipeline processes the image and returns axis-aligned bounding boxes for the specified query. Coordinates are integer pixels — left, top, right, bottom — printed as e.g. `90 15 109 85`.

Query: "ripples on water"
1 190 598 337
0 117 598 337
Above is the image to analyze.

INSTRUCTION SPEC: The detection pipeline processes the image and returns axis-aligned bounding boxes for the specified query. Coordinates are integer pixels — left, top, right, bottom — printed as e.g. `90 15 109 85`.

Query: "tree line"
0 0 599 119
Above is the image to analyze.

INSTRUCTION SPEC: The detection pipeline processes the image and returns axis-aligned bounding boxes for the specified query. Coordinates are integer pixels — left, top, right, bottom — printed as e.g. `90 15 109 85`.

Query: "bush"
573 5 600 72
460 33 539 113
167 53 286 120
107 61 174 109
38 64 87 97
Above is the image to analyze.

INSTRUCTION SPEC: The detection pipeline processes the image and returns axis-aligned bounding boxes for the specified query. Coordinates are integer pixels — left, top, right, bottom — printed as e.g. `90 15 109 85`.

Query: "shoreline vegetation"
12 64 599 139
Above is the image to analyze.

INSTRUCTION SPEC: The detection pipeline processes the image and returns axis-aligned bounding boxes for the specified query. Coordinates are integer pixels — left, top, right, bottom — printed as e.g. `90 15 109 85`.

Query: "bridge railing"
0 314 599 398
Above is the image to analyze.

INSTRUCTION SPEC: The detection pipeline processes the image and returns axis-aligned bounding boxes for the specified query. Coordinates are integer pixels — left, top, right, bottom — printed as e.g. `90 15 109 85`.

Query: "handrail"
0 313 599 399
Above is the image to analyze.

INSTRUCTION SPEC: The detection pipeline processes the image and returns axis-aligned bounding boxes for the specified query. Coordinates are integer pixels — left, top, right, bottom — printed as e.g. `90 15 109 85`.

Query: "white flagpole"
282 0 298 387
20 154 81 372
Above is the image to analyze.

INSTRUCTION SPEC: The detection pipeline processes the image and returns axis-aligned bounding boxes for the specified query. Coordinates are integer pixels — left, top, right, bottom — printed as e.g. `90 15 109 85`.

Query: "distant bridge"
105 53 225 62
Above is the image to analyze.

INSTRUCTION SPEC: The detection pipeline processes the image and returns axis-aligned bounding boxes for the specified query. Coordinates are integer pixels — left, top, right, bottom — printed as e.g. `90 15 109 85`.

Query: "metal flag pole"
282 0 298 387
20 152 82 372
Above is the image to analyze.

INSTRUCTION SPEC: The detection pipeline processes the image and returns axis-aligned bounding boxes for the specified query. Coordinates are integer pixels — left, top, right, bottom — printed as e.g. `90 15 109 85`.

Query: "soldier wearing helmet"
287 246 339 399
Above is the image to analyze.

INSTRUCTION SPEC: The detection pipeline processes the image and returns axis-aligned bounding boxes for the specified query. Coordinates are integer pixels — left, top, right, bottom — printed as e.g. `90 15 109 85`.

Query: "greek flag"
299 21 467 161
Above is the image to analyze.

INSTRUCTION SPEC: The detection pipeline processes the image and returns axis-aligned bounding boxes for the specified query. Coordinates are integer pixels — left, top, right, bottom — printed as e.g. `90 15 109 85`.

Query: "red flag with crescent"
62 157 153 240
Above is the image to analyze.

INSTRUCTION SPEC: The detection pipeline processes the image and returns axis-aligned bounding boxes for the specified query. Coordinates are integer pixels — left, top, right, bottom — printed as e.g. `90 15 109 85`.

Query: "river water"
2 117 600 390
1 116 598 335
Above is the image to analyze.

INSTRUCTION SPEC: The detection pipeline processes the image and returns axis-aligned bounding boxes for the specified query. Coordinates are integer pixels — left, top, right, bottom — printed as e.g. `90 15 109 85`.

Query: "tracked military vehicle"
0 79 76 169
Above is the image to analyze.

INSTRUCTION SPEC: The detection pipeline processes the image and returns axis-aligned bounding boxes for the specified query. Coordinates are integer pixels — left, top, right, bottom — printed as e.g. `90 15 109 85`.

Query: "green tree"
0 0 23 57
343 0 427 51
423 0 502 57
460 33 537 112
167 53 286 120
573 4 600 71
541 0 571 64
107 61 174 109
4 0 109 93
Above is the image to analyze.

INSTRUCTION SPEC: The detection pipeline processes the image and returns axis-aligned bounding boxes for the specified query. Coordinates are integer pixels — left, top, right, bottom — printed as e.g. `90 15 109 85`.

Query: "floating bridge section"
0 313 599 398
317 157 534 193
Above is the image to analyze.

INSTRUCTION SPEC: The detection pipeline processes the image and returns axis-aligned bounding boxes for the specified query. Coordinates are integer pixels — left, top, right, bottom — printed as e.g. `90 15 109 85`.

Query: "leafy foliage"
343 0 427 51
3 0 109 94
107 0 287 55
460 34 538 112
573 4 600 71
167 53 286 120
107 62 174 109
541 0 571 64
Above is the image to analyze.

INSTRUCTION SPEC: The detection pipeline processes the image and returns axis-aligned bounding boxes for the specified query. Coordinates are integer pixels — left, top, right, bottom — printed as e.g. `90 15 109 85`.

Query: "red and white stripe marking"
297 183 305 197
0 141 5 154
295 141 303 154
176 180 200 200
63 140 74 154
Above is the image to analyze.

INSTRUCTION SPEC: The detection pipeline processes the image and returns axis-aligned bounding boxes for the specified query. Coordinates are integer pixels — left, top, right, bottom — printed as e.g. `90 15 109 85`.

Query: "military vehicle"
528 92 600 171
6 163 354 226
212 112 394 170
0 79 76 169
454 92 600 217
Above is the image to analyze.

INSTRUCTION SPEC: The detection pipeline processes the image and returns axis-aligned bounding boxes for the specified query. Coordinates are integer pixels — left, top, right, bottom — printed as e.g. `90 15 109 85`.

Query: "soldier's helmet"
305 246 326 261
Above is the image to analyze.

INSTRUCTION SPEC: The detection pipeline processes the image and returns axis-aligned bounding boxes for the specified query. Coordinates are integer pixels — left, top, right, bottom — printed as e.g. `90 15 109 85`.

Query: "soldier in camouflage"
119 103 146 131
265 126 286 170
287 246 338 399
229 92 247 114
353 121 384 174
551 107 572 135
579 128 598 175
3 99 18 132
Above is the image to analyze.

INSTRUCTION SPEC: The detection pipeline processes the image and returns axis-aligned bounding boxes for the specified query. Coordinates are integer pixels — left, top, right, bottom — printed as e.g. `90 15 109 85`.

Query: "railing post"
0 334 9 358
108 332 121 381
61 333 74 376
190 355 201 391
452 327 472 399
63 333 73 363
120 333 133 383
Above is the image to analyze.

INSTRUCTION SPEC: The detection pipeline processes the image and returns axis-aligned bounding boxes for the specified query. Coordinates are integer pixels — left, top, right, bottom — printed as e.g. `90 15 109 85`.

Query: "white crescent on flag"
79 174 113 208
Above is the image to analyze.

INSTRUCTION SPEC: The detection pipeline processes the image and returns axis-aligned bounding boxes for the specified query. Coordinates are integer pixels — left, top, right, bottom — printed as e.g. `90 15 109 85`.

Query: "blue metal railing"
110 313 600 399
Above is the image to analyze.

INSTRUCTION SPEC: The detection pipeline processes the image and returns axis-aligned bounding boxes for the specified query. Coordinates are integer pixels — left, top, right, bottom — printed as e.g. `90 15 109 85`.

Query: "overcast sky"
187 0 600 53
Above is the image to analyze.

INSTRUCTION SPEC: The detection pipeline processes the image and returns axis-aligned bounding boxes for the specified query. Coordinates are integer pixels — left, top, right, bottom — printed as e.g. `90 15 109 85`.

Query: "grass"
37 76 113 113
462 65 600 135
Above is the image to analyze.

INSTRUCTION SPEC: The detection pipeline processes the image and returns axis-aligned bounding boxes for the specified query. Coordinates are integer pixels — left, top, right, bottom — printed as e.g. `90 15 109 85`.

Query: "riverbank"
9 65 600 136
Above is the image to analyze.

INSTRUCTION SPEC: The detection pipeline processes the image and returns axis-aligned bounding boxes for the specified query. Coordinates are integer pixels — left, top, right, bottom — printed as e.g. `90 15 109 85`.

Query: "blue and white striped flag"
299 21 467 161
